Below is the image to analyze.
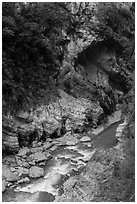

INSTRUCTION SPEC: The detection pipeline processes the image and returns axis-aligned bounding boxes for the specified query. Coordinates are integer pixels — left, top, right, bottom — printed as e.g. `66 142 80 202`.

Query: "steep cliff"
2 2 134 153
2 2 134 201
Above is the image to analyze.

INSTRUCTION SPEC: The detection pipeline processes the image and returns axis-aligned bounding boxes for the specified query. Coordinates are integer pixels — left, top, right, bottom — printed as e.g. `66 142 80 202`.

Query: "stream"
2 120 122 202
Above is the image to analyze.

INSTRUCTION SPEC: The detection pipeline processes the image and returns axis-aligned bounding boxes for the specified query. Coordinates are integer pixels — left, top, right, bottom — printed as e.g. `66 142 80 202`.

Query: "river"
2 120 122 202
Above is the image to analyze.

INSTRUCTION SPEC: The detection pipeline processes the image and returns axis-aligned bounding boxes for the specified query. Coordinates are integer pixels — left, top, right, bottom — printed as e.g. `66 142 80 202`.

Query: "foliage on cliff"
2 2 135 113
94 3 135 91
2 2 71 112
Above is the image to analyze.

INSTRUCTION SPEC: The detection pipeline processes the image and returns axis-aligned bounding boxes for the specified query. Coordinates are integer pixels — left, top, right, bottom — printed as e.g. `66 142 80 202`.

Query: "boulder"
66 140 78 146
17 167 29 177
17 147 30 156
42 118 60 135
30 147 43 153
28 161 36 166
29 166 44 178
43 142 52 150
2 180 7 192
44 151 52 159
56 132 79 146
18 177 30 184
33 152 46 162
3 165 19 182
49 145 58 151
80 136 91 142
16 157 30 168
10 167 16 172
65 117 85 132
17 124 36 146
16 158 23 167
2 121 19 153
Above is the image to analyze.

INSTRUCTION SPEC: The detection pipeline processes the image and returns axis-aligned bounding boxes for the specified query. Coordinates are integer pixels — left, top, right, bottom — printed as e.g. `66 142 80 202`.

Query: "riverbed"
2 120 122 202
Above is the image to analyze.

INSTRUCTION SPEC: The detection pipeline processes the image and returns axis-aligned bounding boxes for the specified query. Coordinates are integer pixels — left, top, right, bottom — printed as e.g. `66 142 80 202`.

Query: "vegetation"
2 3 135 201
2 2 72 112
2 2 134 113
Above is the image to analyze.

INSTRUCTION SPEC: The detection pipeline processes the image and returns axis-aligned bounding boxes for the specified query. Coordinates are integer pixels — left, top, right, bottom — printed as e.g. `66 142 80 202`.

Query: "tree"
2 2 72 113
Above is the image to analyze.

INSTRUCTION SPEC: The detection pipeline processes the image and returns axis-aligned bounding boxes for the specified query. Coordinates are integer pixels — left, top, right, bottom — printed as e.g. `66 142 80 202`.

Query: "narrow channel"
2 120 121 202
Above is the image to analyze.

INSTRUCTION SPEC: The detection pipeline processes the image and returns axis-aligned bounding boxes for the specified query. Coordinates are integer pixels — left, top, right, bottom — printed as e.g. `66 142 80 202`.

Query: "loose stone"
29 166 44 178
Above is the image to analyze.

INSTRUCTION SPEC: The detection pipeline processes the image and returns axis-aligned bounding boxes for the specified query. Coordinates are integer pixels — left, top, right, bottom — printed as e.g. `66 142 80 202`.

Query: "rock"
28 161 36 166
46 138 52 142
17 124 35 137
29 166 44 178
87 143 92 148
17 167 24 177
38 162 45 166
22 168 29 175
21 161 30 168
15 111 33 122
44 151 52 159
3 165 18 182
86 106 104 128
51 140 61 145
115 120 127 144
66 141 77 146
33 152 46 162
17 167 29 177
6 173 19 182
63 177 77 190
43 142 52 150
49 145 58 151
2 180 7 192
17 124 36 146
32 140 38 147
36 142 42 147
32 141 43 148
16 157 29 167
2 121 19 153
3 166 19 182
30 147 43 153
16 159 23 167
3 156 17 166
10 167 16 172
80 136 91 142
18 177 30 184
7 182 12 187
17 147 29 156
107 110 122 125
92 126 104 135
42 118 60 135
56 132 79 146
65 118 84 132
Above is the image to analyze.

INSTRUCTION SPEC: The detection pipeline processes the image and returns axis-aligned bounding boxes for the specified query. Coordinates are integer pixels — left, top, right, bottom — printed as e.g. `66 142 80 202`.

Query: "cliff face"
2 2 134 155
2 2 134 202
2 27 130 154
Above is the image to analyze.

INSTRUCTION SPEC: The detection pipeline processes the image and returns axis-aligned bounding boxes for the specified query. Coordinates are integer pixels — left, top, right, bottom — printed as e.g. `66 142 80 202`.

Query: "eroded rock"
55 132 79 146
43 142 52 150
18 177 30 184
80 136 91 142
17 167 29 177
2 180 7 192
30 146 43 153
2 117 19 153
29 166 44 178
17 147 30 156
33 152 46 162
3 165 19 182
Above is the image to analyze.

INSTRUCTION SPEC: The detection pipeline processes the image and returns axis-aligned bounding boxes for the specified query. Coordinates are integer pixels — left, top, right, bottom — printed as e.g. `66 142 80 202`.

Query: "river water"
2 120 121 202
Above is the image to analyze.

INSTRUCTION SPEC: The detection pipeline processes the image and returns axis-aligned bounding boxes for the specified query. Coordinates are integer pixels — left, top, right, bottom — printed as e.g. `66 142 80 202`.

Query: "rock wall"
2 41 121 154
54 120 131 202
2 88 104 153
2 4 131 154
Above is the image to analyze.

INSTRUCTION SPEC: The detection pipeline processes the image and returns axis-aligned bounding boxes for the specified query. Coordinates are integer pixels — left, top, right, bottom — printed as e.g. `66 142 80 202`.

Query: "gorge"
2 2 135 202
